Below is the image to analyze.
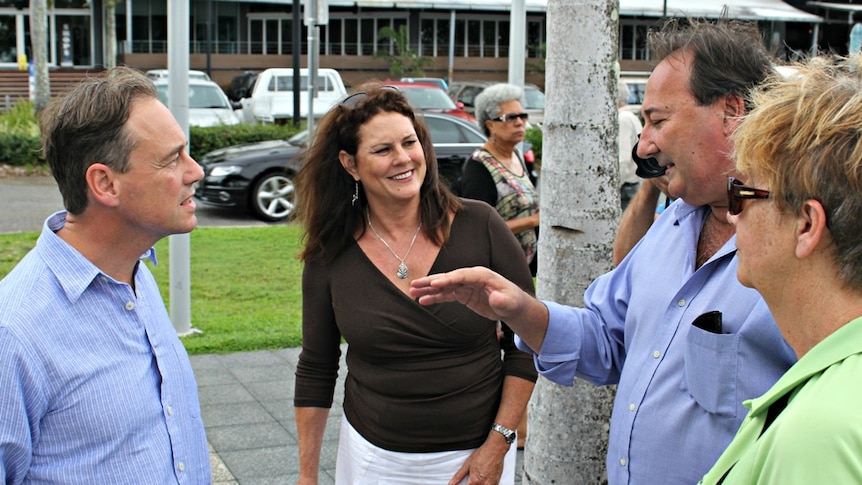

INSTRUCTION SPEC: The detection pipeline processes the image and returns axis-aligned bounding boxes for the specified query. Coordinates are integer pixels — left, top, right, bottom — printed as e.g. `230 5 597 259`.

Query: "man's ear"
338 150 359 181
85 163 120 208
795 199 829 259
721 94 746 135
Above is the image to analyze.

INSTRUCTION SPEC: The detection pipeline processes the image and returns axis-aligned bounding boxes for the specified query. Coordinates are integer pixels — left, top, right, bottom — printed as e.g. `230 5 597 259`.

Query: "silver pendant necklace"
366 208 422 279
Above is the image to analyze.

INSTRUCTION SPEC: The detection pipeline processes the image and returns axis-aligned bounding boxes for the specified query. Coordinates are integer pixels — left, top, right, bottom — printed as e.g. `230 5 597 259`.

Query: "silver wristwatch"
490 423 516 445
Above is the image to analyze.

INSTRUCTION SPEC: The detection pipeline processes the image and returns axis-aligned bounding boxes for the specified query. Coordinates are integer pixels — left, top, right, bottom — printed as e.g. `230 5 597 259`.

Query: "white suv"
154 78 240 127
246 68 347 124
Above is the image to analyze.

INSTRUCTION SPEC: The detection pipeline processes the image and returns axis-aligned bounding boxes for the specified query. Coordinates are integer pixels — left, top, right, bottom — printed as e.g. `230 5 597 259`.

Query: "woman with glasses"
460 83 540 449
461 83 540 279
701 54 862 484
292 85 537 484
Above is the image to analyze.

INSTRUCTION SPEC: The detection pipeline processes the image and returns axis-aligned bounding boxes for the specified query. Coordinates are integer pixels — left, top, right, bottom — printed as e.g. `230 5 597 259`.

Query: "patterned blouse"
466 148 539 263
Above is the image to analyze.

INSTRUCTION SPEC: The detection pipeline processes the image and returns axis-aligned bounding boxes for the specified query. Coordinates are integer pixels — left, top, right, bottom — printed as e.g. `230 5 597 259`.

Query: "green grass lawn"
0 225 304 355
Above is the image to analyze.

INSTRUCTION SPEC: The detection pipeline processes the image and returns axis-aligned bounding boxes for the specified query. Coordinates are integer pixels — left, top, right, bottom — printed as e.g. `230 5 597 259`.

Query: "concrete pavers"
192 346 524 484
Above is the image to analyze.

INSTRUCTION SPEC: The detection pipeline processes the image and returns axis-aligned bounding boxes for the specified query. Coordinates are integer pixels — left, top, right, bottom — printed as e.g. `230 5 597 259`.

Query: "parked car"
153 78 241 127
448 80 546 125
195 112 507 222
383 81 475 122
620 73 648 121
246 67 347 124
400 76 449 91
146 69 211 81
227 70 257 102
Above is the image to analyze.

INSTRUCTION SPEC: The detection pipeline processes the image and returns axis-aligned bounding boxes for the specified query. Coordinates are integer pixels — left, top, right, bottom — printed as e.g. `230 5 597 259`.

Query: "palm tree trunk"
524 0 619 483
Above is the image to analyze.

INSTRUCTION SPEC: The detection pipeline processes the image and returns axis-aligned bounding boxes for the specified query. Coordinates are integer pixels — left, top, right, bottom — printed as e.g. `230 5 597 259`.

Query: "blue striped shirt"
0 212 211 484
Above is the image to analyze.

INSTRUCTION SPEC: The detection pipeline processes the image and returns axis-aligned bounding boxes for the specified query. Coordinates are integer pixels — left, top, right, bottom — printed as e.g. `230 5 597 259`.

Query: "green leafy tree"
527 42 547 74
374 26 433 77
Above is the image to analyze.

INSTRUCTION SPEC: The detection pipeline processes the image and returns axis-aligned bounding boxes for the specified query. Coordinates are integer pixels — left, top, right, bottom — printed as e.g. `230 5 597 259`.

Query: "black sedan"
195 112 493 222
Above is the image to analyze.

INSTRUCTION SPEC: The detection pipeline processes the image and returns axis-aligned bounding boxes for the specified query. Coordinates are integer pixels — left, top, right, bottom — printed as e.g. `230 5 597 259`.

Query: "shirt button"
620 458 627 466
653 350 661 358
178 461 185 472
677 299 686 307
167 406 173 416
628 403 635 411
125 301 135 311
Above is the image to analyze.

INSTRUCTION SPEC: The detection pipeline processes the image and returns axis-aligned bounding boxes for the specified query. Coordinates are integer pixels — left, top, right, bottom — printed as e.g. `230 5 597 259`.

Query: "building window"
436 18 450 58
482 20 497 57
55 14 91 66
620 22 650 61
527 17 544 57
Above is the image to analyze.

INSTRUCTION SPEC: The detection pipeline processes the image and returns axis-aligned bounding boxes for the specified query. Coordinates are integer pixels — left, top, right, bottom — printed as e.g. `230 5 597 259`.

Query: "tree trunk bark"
523 0 620 483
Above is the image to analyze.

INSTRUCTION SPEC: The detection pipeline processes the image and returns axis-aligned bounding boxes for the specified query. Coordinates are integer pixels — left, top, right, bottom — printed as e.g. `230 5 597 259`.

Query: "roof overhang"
807 1 862 13
622 0 822 22
231 0 822 22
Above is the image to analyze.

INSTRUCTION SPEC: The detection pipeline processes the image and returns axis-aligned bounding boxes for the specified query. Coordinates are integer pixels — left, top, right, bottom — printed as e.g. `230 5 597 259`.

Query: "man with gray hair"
412 19 796 484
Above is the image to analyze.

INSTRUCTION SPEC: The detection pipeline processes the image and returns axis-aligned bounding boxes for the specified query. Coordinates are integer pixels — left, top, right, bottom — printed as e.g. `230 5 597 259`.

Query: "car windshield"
156 84 231 109
524 87 545 110
402 87 458 110
287 130 308 146
423 116 485 144
270 74 338 93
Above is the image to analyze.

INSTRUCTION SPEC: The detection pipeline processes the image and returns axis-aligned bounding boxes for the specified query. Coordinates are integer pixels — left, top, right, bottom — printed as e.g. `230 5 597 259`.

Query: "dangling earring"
351 180 359 206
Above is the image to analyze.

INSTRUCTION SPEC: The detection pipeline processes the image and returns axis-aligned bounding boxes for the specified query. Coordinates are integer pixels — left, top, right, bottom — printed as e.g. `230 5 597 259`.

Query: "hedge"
0 101 302 168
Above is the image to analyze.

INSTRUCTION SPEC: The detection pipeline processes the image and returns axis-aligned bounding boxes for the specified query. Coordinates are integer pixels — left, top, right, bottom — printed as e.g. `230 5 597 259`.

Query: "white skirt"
335 414 518 484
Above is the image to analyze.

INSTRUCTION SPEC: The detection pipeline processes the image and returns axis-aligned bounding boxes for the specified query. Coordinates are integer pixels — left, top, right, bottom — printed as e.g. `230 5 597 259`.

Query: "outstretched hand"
409 267 522 321
410 267 550 351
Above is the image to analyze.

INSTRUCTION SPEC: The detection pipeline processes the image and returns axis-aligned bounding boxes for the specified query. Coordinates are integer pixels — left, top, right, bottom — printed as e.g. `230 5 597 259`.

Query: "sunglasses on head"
339 85 400 108
727 177 771 216
491 112 529 123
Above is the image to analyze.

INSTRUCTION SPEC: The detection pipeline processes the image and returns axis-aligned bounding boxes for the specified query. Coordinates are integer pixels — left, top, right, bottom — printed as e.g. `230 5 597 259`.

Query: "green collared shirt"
700 316 862 484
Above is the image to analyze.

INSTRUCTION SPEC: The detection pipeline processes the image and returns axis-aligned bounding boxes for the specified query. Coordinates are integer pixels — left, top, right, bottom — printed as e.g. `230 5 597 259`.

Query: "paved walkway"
191 346 525 484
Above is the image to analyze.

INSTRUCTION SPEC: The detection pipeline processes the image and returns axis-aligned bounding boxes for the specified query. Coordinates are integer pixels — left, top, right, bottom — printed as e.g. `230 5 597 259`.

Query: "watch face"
493 424 516 444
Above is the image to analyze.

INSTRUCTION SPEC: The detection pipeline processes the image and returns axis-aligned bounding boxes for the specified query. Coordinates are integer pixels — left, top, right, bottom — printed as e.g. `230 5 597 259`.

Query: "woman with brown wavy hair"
292 85 536 484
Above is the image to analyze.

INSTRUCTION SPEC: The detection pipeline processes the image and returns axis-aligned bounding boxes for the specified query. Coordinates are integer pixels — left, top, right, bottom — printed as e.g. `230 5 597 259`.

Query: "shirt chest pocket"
681 327 740 417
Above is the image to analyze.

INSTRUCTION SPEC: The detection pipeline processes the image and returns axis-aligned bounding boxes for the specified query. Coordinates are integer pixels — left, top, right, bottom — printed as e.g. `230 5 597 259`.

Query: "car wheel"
250 172 295 222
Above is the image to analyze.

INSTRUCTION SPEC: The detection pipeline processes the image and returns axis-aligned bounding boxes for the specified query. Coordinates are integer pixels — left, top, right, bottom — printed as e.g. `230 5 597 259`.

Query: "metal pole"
293 0 301 126
125 0 132 55
448 10 455 85
508 0 526 87
168 0 198 336
205 0 212 77
307 0 317 135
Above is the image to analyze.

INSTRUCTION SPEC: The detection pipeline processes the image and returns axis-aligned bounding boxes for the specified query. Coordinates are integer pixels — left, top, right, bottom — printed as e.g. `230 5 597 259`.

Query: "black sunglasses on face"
491 112 529 123
727 177 771 216
339 85 400 108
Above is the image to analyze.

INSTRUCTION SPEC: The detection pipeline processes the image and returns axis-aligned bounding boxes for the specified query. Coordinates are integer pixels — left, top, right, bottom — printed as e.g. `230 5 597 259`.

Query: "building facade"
0 0 826 89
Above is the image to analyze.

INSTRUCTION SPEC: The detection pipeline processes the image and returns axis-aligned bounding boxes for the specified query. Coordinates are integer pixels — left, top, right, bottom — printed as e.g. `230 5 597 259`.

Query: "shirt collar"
744 316 862 416
667 200 739 262
38 211 158 303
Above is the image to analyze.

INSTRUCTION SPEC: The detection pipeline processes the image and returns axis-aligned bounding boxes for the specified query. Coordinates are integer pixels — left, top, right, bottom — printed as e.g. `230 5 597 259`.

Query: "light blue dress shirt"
516 200 796 485
0 212 211 484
